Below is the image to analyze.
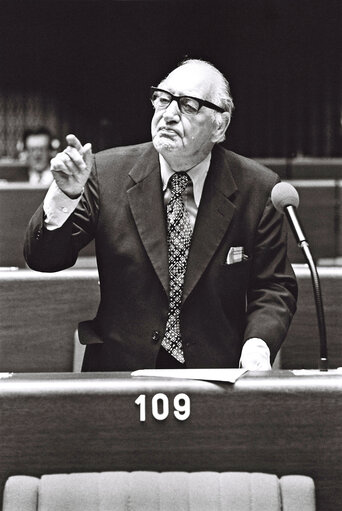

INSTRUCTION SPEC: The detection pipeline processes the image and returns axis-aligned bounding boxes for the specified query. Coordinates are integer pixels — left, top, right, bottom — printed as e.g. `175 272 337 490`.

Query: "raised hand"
50 134 93 198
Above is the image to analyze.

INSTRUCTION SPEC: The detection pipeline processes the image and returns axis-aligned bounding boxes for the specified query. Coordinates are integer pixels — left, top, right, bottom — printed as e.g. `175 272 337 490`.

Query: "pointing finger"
65 134 83 151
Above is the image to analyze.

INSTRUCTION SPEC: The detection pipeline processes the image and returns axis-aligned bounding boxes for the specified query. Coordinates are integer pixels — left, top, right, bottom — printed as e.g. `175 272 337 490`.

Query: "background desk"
0 179 342 267
0 265 340 372
0 269 100 372
0 184 46 267
281 266 342 369
0 162 28 182
0 183 95 267
285 179 340 263
257 158 342 180
0 371 341 510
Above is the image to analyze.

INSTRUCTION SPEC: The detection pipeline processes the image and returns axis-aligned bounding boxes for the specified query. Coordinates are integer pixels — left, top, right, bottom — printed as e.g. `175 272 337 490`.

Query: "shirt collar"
159 152 212 207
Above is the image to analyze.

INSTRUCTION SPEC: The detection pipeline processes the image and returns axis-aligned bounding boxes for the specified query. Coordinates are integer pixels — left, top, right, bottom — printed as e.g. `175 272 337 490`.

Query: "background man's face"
151 64 219 166
25 134 51 173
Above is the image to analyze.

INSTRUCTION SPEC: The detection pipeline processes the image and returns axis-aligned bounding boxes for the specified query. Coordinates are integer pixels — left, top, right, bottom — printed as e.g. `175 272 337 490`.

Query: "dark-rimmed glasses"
150 87 225 115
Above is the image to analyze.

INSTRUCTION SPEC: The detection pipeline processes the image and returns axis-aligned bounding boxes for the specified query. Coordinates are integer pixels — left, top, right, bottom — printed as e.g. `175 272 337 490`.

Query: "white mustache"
158 127 180 136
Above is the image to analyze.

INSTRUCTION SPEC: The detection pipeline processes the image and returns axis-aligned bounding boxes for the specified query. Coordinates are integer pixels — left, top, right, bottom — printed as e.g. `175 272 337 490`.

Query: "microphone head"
271 182 300 213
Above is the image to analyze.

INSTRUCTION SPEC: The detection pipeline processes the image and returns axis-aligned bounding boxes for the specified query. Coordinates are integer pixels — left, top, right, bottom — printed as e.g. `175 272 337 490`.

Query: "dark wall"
0 0 341 156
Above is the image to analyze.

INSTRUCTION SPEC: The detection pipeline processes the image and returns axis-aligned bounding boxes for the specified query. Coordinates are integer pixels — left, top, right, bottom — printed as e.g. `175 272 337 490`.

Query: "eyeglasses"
150 86 225 115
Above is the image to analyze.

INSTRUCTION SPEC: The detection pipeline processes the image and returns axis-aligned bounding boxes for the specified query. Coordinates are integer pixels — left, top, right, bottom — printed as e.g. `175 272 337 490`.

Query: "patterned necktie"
162 171 193 363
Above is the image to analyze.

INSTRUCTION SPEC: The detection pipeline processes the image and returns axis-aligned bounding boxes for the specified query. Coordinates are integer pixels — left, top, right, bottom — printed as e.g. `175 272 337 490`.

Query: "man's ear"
212 112 231 144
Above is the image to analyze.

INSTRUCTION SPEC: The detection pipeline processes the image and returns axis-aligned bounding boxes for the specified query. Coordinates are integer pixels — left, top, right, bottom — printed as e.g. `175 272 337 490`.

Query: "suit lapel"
126 144 238 302
127 145 169 296
182 146 238 303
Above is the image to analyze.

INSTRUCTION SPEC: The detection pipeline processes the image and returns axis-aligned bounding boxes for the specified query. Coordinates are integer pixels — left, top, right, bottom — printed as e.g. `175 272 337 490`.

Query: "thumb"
81 143 93 170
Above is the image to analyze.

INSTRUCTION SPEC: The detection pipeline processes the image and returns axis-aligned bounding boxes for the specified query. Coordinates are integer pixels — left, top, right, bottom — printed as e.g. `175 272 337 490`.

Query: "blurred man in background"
23 127 54 186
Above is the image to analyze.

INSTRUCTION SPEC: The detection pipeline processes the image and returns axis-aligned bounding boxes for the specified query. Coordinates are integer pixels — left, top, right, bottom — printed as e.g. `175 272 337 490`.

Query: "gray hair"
177 58 234 117
176 58 234 143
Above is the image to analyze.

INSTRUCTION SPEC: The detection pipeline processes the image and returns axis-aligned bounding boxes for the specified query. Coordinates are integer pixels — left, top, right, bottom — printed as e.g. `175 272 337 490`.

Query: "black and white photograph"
0 0 341 509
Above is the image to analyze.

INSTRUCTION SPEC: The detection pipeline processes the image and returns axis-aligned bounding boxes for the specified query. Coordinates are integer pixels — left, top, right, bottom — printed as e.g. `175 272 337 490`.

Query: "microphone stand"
285 206 328 371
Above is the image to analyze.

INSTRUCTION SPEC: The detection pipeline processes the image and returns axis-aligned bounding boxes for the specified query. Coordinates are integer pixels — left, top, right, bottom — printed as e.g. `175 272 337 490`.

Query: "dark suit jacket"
24 142 297 371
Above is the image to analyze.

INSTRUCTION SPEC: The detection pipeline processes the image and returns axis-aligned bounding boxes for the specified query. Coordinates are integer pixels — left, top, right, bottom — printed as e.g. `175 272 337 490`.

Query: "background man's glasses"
150 86 225 115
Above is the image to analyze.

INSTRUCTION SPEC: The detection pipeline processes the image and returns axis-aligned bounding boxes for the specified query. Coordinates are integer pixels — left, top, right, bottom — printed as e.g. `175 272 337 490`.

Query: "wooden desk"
0 265 340 373
0 162 28 182
282 266 342 370
286 180 338 263
291 158 342 179
0 269 99 372
0 180 340 266
0 184 95 267
256 158 290 179
0 371 341 510
257 157 342 180
0 184 47 267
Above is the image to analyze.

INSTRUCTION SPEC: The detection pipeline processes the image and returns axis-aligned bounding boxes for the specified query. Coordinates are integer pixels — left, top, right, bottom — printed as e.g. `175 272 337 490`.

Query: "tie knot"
169 172 190 197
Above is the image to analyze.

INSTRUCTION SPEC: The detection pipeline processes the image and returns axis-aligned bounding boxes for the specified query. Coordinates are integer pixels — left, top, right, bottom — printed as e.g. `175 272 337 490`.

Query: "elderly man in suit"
24 58 297 371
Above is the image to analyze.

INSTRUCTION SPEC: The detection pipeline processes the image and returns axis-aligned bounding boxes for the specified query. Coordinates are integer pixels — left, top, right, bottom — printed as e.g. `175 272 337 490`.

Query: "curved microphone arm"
285 206 328 371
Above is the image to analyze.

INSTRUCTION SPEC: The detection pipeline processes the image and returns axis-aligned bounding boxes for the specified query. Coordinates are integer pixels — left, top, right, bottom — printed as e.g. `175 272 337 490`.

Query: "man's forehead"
160 63 215 97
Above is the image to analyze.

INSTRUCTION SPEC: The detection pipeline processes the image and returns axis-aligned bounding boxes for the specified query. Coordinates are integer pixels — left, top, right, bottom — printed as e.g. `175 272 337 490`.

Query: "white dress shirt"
159 153 211 229
44 180 83 230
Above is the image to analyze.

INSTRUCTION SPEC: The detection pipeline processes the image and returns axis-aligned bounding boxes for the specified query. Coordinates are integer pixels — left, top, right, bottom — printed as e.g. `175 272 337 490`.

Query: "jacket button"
35 230 41 240
152 330 161 343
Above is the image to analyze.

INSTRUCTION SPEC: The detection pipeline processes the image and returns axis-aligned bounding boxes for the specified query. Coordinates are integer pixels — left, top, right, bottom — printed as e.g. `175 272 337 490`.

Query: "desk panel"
0 180 340 266
0 265 340 373
286 180 337 263
283 266 342 369
257 158 342 180
0 185 46 267
0 184 95 267
0 371 341 510
0 163 28 182
0 269 99 372
291 158 342 179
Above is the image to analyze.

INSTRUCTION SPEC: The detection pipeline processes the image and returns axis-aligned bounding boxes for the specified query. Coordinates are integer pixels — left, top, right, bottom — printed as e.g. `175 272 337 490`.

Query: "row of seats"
0 265 340 373
3 472 315 510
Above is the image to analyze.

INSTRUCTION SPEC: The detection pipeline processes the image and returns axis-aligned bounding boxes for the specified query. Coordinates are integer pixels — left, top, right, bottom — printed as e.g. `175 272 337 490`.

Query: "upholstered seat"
3 471 315 510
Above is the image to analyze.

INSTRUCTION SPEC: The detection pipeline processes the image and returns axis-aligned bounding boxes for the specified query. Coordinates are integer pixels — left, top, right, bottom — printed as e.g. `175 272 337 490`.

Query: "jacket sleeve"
243 194 298 362
23 161 99 273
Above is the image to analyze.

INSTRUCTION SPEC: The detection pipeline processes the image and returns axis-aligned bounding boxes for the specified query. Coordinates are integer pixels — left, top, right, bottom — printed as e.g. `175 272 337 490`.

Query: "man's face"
25 134 51 173
151 64 221 167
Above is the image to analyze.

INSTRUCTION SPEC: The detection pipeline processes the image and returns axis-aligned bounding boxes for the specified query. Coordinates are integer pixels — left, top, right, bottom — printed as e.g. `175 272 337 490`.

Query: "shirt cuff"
239 338 271 370
43 180 83 231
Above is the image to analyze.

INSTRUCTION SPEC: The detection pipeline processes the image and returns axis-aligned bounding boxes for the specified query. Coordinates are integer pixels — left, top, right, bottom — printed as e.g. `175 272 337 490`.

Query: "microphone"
271 182 328 371
271 182 306 245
